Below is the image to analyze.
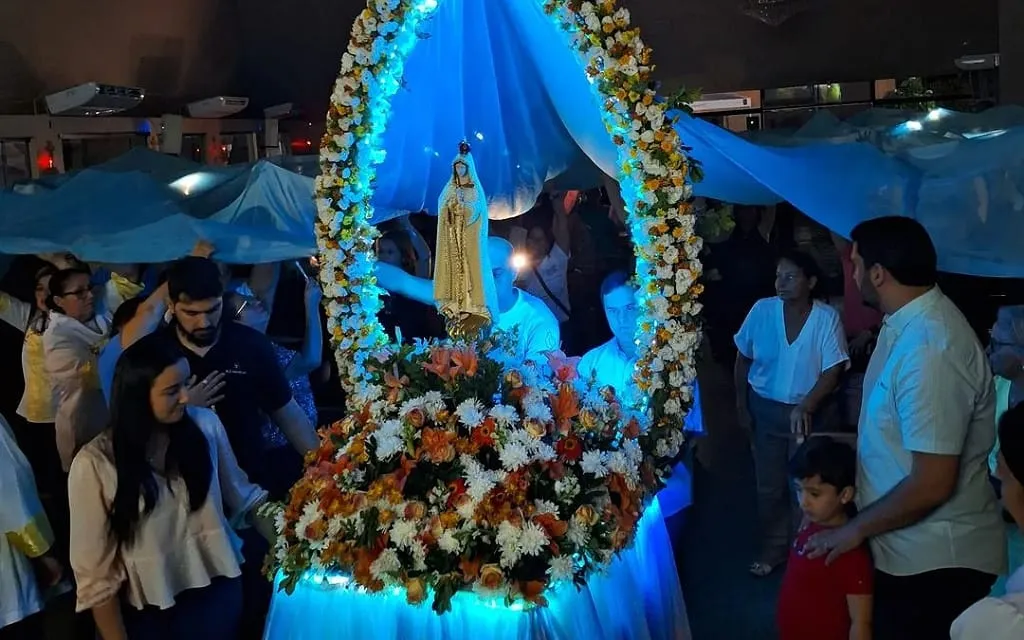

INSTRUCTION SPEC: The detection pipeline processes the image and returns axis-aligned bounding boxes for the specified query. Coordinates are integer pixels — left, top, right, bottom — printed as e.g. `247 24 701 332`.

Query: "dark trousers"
874 568 996 640
0 613 43 640
123 576 242 640
748 390 800 566
748 389 839 565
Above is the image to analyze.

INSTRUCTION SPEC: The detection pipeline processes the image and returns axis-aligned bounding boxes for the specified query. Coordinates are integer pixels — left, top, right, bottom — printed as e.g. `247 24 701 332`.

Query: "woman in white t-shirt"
734 250 849 576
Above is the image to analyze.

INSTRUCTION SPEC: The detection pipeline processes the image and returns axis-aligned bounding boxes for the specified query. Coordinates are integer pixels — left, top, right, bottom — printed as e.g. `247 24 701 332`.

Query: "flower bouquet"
267 336 666 614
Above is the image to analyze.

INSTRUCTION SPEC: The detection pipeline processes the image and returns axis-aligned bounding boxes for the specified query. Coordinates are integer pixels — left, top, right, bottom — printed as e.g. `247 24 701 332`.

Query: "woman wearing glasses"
42 266 140 472
734 250 849 577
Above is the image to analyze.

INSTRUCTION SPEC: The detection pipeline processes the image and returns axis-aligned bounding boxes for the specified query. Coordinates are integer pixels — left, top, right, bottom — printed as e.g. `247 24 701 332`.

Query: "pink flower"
546 350 581 383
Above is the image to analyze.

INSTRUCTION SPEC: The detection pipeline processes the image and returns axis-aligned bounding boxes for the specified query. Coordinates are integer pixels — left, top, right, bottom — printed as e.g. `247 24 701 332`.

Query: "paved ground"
673 357 782 640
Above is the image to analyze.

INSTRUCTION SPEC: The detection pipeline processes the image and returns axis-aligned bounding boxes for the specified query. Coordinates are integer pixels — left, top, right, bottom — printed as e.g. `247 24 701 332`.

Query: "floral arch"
271 0 704 612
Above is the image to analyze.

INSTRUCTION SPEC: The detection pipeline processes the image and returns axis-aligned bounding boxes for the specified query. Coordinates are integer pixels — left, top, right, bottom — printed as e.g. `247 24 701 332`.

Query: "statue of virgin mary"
433 142 498 340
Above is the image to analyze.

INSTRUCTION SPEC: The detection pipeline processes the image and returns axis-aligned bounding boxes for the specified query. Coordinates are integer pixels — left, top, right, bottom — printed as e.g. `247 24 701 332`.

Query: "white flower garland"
315 0 702 475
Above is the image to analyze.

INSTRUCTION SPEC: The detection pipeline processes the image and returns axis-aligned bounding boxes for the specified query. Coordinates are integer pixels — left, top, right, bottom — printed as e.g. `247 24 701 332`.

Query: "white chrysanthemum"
580 450 609 477
531 441 557 463
518 521 549 557
547 555 575 583
398 397 424 417
411 540 428 572
555 476 580 501
489 404 518 427
496 521 522 568
524 400 553 423
369 549 401 583
455 398 485 428
456 495 478 521
295 502 322 542
438 529 462 554
498 441 530 471
506 428 535 448
607 451 632 478
567 520 590 547
533 499 559 516
373 434 403 460
389 519 418 550
421 391 445 418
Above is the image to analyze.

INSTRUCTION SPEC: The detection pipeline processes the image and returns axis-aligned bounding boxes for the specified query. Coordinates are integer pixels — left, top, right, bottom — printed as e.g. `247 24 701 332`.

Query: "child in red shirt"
777 437 873 640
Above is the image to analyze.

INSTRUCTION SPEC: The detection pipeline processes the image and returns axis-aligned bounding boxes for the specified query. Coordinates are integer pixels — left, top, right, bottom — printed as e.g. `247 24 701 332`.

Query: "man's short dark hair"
849 216 937 287
789 436 856 491
166 256 223 303
600 270 634 298
999 404 1024 486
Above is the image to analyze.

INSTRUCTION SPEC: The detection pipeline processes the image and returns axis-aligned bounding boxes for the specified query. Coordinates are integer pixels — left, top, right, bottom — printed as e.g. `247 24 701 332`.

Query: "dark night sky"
0 0 998 116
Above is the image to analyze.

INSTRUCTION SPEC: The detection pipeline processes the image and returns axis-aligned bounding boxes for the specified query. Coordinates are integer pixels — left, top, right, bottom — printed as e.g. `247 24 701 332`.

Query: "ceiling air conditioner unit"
955 54 999 71
187 96 249 118
45 82 145 116
691 93 752 114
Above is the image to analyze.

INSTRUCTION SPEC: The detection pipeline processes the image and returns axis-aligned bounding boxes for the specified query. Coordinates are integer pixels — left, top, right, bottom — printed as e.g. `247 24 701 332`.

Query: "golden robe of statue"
433 142 497 340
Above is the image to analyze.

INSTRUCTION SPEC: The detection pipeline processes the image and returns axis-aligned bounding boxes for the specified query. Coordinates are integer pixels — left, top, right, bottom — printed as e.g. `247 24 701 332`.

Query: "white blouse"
69 407 267 612
734 297 849 405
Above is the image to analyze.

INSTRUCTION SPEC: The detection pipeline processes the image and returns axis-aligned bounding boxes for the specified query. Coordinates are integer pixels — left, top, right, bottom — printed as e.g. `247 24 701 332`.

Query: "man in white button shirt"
805 216 1005 640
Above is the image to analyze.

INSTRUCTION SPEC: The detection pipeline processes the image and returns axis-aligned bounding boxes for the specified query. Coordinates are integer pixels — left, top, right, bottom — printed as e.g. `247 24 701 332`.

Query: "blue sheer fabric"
678 109 1024 278
263 498 690 640
367 0 616 222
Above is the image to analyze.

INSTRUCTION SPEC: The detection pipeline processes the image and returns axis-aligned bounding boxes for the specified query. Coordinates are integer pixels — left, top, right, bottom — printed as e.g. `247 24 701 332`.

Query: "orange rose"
460 556 482 580
524 418 547 439
573 505 599 527
405 577 427 605
578 409 597 430
622 418 640 439
519 580 549 606
405 407 426 428
404 501 428 521
479 564 504 591
504 370 524 389
534 513 569 538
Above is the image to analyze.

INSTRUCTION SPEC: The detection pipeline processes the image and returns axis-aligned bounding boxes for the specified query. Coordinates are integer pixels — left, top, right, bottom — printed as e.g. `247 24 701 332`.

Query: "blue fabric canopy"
0 160 317 264
3 0 1024 277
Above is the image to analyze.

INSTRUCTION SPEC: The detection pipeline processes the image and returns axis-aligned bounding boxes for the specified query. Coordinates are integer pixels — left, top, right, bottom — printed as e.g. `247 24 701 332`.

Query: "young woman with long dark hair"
69 334 274 639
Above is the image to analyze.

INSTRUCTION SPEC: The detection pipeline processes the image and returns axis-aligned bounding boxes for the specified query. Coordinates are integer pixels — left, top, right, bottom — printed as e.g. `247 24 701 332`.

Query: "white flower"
555 475 581 501
567 520 590 547
580 450 609 477
498 441 530 471
496 521 522 568
531 441 557 463
456 398 485 428
518 521 549 557
421 391 445 418
295 502 322 542
534 499 560 516
438 529 462 554
389 519 418 550
547 555 575 583
370 549 401 583
489 404 518 427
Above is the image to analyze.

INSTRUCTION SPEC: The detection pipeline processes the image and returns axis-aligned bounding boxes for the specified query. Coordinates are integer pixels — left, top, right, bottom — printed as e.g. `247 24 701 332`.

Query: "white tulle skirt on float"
262 498 690 640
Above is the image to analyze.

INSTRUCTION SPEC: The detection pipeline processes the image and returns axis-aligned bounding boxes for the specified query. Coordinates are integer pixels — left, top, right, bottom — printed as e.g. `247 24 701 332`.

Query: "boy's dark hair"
600 270 634 298
999 403 1024 486
849 216 937 287
110 296 146 337
166 256 223 303
788 436 856 491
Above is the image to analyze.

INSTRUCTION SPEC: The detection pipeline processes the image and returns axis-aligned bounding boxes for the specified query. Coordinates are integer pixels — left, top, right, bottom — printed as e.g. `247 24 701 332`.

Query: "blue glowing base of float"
262 498 690 640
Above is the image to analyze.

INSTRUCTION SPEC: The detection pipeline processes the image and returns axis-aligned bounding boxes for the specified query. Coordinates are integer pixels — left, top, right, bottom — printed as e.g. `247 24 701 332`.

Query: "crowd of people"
730 215 1024 639
2 180 1022 640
